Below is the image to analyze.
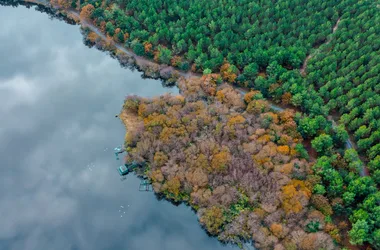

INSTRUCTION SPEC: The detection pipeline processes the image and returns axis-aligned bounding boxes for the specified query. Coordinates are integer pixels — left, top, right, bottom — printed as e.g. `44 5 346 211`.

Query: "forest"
44 0 379 248
55 0 379 173
122 75 338 249
121 75 378 249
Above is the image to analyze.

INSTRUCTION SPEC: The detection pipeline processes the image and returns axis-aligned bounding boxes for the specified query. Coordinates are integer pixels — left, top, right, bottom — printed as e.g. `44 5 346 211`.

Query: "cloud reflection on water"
0 5 237 250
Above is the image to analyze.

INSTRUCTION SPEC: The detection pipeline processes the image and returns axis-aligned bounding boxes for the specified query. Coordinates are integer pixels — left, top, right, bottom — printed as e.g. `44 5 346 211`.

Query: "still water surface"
0 5 238 250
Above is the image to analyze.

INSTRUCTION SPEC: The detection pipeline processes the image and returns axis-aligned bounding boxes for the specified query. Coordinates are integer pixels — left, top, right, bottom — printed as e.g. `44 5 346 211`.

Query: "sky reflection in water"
0 5 238 250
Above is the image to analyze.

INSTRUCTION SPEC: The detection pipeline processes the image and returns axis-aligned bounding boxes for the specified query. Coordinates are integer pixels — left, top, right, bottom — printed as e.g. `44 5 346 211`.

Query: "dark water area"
0 5 239 250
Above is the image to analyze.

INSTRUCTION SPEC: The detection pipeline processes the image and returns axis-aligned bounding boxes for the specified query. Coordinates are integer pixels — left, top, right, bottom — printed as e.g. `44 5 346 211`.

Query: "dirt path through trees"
300 18 341 75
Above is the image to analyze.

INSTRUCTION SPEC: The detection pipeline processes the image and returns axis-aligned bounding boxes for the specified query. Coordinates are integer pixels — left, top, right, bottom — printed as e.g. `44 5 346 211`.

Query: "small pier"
114 146 151 191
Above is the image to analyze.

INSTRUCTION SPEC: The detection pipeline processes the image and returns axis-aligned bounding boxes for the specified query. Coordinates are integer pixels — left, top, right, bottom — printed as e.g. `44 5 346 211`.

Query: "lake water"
0 5 238 250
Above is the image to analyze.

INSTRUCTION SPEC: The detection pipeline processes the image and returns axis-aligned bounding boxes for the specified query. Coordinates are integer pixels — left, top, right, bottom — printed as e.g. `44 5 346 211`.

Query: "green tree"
131 40 145 56
313 184 326 195
242 63 259 81
295 143 309 160
91 8 104 19
203 68 212 75
157 46 172 64
347 177 377 198
333 124 349 148
343 192 355 206
349 220 370 245
105 21 115 36
312 134 333 155
354 125 371 140
372 229 380 249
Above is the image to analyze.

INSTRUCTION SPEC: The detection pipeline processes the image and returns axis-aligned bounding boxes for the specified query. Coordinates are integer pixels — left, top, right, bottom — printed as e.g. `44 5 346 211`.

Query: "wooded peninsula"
14 0 380 248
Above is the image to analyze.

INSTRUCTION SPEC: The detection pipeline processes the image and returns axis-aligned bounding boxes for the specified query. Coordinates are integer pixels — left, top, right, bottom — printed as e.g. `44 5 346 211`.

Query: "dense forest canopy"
76 0 344 71
65 0 379 172
43 0 380 248
121 76 339 249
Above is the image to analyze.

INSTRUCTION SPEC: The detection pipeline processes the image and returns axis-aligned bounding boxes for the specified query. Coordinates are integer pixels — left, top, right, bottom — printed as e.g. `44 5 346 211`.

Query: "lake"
0 4 239 250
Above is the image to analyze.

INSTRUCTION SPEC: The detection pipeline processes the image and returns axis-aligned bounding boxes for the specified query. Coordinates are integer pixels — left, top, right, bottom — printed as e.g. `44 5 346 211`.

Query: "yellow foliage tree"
143 113 167 127
257 134 272 143
164 176 181 197
227 115 245 127
199 206 225 235
277 145 290 155
87 31 99 43
197 153 210 169
150 169 164 183
153 151 168 167
220 62 237 83
281 180 311 214
215 90 225 102
278 110 295 123
246 100 270 114
211 150 231 172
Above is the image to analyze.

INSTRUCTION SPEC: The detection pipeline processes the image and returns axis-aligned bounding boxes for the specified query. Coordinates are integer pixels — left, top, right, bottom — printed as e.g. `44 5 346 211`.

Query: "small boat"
117 161 144 176
118 165 129 176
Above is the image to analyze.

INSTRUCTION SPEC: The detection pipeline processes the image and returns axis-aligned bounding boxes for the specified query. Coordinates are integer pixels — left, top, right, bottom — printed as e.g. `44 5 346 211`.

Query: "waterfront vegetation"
121 75 380 249
10 0 379 248
122 76 336 249
121 76 379 249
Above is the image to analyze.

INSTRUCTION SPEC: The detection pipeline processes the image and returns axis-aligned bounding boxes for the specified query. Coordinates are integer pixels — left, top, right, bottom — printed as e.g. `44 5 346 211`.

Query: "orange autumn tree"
170 55 182 67
227 115 245 127
200 74 220 96
123 32 130 41
244 90 263 104
220 62 238 83
277 145 290 155
270 223 284 238
211 150 231 172
80 4 95 20
87 31 99 43
144 42 152 53
281 92 292 105
281 180 311 214
98 21 106 33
